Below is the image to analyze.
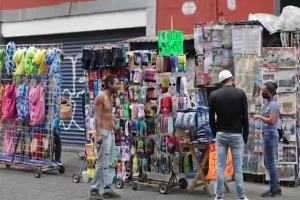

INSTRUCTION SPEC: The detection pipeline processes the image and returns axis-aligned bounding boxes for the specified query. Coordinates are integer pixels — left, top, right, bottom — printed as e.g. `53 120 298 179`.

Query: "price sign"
158 30 184 55
206 143 233 180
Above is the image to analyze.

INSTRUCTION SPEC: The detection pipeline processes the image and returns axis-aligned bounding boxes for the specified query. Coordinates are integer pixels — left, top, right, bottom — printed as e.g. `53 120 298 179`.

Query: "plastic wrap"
250 6 300 33
274 6 300 31
248 13 278 34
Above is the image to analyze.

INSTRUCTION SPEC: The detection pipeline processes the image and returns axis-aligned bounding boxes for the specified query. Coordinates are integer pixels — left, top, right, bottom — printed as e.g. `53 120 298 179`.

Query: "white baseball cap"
219 70 233 82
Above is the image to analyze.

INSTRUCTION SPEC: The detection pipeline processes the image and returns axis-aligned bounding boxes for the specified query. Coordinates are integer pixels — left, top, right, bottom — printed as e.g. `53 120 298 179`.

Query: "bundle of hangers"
156 55 187 73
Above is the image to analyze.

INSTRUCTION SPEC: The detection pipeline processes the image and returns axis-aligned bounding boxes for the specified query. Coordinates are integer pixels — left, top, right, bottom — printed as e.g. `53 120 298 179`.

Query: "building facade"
157 0 280 34
0 0 156 145
0 0 293 145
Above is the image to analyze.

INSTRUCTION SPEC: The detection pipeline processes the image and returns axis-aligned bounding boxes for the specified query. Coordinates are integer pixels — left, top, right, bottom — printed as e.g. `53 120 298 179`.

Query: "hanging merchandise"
16 81 30 122
234 54 259 93
13 48 26 76
194 23 240 85
72 43 129 184
232 27 242 55
60 97 72 120
5 42 16 75
24 46 38 76
32 49 47 76
29 83 45 126
0 42 65 178
1 83 17 120
0 49 6 73
194 22 206 54
242 42 300 183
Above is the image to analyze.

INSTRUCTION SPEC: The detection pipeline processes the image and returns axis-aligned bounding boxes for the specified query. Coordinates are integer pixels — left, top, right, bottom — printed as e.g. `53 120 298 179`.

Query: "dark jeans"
54 135 62 162
263 130 280 191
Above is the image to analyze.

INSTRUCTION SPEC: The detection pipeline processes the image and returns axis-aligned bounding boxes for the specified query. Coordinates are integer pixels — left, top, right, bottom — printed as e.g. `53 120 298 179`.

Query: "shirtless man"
89 75 121 200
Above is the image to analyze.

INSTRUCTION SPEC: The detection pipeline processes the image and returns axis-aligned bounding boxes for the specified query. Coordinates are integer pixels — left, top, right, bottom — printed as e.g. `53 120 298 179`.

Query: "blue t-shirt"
261 99 279 132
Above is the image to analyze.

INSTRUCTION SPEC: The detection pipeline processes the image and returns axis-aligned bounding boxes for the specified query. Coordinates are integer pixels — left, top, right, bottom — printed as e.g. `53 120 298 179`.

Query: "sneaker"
102 191 121 198
261 190 279 198
214 196 223 200
89 189 104 200
238 196 249 200
277 188 282 196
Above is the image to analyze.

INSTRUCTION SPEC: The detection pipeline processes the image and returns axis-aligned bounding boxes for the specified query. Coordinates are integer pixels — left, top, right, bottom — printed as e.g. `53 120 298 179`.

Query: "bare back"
94 92 114 131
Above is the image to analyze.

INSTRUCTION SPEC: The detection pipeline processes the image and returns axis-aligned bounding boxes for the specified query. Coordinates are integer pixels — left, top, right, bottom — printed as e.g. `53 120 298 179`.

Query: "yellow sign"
206 143 233 180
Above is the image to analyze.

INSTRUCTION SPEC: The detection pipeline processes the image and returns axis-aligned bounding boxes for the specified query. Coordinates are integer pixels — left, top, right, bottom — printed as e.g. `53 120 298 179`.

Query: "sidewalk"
59 152 300 200
0 152 299 200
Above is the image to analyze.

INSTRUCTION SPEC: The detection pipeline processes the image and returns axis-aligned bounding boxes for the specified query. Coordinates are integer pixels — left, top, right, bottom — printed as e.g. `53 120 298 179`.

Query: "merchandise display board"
72 31 229 195
260 47 298 181
194 20 300 186
194 22 262 85
72 43 127 183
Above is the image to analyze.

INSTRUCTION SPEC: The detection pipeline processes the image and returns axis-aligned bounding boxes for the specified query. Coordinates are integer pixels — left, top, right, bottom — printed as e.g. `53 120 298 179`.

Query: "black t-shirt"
208 85 249 139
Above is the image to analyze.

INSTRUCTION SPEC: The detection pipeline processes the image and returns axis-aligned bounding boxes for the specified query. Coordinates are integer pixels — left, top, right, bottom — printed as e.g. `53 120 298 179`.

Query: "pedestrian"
208 70 249 200
89 75 121 200
253 82 282 197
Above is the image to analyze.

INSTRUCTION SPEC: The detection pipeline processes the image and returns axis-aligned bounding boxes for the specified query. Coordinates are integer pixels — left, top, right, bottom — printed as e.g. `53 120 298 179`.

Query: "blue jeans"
262 130 280 191
216 132 245 199
91 130 115 191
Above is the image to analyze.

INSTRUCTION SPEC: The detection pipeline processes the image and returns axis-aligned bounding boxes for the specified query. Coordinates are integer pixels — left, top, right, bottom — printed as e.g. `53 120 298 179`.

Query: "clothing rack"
0 42 64 178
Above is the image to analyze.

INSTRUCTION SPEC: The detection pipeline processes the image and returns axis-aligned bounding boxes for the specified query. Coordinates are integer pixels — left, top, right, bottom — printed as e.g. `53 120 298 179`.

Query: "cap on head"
218 70 233 83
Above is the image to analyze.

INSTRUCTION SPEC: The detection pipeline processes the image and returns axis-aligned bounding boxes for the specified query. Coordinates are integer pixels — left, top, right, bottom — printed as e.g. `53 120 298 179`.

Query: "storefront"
0 0 156 145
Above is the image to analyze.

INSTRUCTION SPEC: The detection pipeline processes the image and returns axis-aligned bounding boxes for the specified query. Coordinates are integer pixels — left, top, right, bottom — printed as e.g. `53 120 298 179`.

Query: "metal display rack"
0 43 65 178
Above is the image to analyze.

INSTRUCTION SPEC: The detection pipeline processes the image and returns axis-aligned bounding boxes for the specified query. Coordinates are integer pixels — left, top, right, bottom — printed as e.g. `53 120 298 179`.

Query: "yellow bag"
60 98 72 120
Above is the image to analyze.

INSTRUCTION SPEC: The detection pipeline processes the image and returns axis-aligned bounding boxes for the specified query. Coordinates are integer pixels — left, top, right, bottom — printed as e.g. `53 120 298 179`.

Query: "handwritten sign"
206 143 233 180
158 30 184 55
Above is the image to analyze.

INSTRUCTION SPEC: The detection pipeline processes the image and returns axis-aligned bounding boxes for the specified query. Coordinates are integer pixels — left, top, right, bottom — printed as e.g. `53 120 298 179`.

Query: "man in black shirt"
208 70 249 200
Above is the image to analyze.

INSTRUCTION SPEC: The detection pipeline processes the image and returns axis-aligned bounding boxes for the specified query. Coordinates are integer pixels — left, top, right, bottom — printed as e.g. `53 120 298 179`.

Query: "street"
0 152 299 200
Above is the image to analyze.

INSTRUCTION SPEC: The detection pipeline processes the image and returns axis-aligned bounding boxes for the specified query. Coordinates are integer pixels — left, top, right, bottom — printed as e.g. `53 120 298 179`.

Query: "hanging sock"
163 56 171 72
170 55 179 72
178 55 187 72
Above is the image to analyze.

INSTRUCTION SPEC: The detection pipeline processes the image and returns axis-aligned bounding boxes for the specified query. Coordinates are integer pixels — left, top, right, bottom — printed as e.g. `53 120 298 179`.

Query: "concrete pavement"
0 152 299 200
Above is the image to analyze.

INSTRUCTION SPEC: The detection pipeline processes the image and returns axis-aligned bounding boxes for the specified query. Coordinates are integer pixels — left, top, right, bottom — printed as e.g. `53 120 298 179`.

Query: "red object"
31 133 43 159
167 135 176 148
119 65 125 78
160 96 172 114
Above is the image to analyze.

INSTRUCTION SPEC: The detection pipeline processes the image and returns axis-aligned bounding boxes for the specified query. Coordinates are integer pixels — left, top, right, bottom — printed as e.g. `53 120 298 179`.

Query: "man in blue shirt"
253 81 282 197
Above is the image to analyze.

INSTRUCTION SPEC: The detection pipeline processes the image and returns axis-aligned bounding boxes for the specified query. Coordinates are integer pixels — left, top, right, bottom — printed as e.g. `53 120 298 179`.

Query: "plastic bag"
248 13 278 34
274 6 300 31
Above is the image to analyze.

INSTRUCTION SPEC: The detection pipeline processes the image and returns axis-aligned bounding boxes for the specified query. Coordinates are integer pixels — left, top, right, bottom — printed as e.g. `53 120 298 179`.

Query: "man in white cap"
208 70 249 200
